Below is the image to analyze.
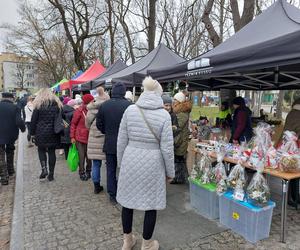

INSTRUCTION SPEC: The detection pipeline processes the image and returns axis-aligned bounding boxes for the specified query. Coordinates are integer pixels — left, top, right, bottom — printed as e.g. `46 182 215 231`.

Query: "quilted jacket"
85 95 109 160
70 105 89 144
30 102 61 148
116 91 175 211
173 101 192 156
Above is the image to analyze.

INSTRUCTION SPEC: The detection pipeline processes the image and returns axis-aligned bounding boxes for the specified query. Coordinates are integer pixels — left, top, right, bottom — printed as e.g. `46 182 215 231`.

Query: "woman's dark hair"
232 96 245 107
221 101 229 110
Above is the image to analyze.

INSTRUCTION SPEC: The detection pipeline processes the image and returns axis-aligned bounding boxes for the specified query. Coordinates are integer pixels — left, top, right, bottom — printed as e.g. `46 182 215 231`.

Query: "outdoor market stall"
50 78 68 93
60 60 105 91
149 0 300 91
96 44 186 87
148 0 300 243
72 59 128 91
188 125 300 243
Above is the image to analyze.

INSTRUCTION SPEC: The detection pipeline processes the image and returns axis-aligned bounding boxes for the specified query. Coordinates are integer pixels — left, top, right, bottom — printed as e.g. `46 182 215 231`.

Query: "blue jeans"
92 160 102 184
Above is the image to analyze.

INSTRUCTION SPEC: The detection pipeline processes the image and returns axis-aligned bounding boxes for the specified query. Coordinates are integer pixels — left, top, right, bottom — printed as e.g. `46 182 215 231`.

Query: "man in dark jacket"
96 83 131 204
0 93 25 185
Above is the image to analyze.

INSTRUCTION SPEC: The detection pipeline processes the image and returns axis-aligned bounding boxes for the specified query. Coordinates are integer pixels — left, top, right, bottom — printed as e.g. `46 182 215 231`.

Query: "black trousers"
0 144 15 180
106 154 117 199
25 122 31 142
37 147 56 173
122 207 157 240
173 155 188 184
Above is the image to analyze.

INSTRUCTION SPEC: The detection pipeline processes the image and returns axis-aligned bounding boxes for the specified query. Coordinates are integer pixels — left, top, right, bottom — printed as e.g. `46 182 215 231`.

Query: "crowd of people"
0 77 192 250
1 77 300 249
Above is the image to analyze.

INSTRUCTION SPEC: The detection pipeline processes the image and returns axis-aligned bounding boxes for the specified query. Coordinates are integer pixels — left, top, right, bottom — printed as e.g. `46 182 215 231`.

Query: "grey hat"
162 94 172 104
2 92 14 99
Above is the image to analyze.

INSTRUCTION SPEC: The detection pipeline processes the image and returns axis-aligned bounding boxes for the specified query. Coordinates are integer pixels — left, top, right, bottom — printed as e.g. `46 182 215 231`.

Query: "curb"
10 133 24 250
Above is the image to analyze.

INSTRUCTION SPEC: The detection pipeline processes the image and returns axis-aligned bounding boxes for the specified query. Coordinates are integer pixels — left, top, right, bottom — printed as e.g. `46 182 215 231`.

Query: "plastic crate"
189 179 219 220
219 192 276 243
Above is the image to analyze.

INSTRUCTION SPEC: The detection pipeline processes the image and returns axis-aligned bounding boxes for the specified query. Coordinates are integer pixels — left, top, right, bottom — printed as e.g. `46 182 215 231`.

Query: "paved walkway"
0 177 14 250
10 133 300 249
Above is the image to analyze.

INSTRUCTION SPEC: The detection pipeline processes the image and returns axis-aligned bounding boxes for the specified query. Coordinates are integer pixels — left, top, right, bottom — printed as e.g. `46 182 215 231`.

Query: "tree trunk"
107 0 115 64
276 90 284 120
245 90 250 100
148 0 157 52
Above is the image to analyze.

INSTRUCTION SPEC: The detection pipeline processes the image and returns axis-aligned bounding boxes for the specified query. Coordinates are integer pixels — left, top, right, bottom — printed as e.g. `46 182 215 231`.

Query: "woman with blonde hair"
31 88 62 181
117 76 175 250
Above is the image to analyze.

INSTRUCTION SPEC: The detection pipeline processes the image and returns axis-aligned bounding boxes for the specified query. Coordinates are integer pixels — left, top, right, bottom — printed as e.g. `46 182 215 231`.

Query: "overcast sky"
0 0 19 52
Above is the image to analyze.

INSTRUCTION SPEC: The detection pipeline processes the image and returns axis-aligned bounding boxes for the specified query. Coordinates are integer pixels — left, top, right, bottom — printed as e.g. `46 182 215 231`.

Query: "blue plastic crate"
189 180 219 220
219 192 276 243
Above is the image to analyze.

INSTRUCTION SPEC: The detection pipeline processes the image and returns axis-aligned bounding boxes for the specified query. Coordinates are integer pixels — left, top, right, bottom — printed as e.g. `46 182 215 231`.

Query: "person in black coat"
31 89 62 181
96 82 131 203
0 93 25 185
61 101 75 160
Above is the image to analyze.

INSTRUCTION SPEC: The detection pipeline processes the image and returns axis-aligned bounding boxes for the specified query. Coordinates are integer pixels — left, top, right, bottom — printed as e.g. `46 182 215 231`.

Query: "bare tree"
112 0 136 63
13 61 31 90
106 0 119 64
148 0 157 51
47 0 108 70
3 2 75 85
157 0 207 58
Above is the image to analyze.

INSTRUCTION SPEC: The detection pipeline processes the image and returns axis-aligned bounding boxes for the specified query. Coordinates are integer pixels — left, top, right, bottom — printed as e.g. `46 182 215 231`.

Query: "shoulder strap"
136 105 160 144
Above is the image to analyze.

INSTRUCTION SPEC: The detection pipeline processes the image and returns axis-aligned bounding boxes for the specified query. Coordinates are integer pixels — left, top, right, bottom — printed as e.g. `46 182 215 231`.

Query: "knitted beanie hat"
142 76 163 96
173 92 186 103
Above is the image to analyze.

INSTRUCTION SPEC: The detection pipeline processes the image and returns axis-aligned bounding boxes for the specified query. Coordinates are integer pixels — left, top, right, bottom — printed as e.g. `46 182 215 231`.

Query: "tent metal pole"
133 86 136 102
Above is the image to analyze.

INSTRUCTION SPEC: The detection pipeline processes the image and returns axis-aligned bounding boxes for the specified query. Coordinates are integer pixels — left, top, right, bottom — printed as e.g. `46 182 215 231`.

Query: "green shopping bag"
67 143 79 172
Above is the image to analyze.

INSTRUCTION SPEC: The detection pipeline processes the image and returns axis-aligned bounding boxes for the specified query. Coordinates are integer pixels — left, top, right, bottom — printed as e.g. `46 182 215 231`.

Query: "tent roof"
149 0 300 90
61 61 105 90
51 78 68 91
72 59 128 91
104 44 185 86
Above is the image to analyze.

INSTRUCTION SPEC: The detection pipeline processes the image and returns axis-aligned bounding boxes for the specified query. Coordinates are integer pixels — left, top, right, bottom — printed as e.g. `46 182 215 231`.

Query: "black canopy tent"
101 44 185 87
149 0 300 91
72 59 128 91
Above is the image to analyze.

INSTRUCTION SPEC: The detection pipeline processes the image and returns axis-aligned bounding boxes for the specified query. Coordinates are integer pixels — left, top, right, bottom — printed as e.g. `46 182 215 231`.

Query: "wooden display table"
193 148 300 243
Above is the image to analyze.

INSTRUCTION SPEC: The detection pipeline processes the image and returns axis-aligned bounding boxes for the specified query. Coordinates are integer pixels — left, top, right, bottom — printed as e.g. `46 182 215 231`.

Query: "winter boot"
122 233 137 250
7 150 15 176
1 176 9 185
47 164 55 182
93 182 103 194
86 171 91 180
141 239 159 250
39 161 48 179
80 173 87 181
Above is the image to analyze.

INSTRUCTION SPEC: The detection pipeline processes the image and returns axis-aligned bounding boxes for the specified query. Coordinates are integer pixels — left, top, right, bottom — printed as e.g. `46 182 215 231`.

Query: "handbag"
136 105 160 144
54 110 65 134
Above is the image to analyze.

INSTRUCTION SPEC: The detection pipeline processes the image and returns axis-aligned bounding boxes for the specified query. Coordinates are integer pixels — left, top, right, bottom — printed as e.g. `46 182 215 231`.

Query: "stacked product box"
219 192 276 243
189 178 219 220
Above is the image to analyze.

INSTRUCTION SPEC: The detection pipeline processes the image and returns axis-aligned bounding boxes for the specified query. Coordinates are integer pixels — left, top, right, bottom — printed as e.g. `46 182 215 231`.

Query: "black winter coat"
31 102 61 148
61 105 74 144
0 100 25 145
96 97 131 154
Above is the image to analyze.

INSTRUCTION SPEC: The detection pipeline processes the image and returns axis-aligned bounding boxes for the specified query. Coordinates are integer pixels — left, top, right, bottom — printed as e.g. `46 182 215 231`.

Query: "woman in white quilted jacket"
117 76 175 250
